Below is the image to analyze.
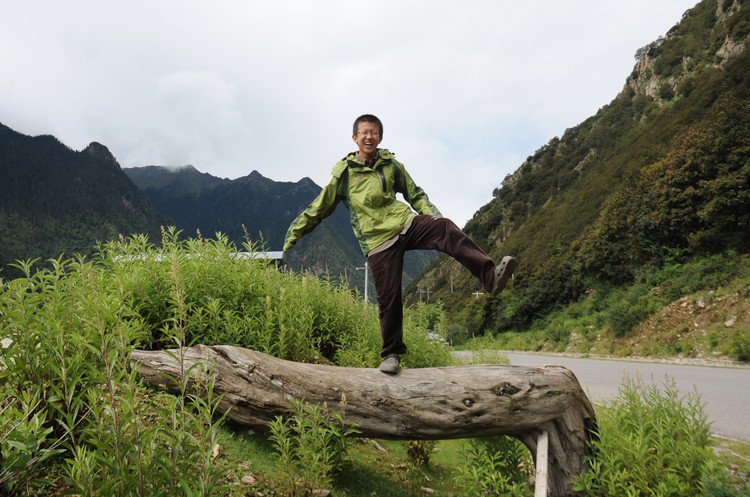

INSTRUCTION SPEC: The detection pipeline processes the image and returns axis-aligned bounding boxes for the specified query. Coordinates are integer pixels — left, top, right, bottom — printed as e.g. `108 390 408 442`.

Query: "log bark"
130 345 597 497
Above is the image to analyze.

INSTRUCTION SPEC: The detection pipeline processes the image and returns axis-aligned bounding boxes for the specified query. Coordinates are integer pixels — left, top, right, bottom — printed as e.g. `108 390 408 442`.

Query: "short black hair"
353 114 383 136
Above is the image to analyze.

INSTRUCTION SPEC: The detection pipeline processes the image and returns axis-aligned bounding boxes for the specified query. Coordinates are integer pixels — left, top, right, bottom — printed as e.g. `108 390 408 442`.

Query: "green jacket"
283 148 442 255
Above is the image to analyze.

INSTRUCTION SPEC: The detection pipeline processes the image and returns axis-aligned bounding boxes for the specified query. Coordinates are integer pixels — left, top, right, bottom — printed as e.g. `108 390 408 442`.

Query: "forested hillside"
407 0 750 336
0 126 170 279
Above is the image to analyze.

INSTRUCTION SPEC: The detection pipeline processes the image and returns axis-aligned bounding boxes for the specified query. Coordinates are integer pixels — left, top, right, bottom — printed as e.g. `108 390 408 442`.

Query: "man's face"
352 121 383 160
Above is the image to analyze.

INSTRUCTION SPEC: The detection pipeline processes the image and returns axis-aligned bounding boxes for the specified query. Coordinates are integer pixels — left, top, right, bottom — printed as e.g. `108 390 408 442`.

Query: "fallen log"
130 345 597 497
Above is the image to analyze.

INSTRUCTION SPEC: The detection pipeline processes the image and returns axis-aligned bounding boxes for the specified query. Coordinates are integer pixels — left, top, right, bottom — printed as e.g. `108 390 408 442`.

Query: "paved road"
503 353 750 441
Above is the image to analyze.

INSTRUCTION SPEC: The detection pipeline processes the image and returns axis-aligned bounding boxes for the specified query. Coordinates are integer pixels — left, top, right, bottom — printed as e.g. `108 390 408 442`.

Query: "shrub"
607 301 647 338
0 231 415 495
605 283 651 338
268 397 359 494
0 391 62 494
0 249 230 496
106 230 375 364
730 328 750 362
575 373 715 496
453 435 533 496
401 303 453 369
406 440 435 466
543 318 572 346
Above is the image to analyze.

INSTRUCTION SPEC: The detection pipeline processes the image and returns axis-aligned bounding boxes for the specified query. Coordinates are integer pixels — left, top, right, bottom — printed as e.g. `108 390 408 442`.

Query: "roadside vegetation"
1 233 749 496
456 251 750 364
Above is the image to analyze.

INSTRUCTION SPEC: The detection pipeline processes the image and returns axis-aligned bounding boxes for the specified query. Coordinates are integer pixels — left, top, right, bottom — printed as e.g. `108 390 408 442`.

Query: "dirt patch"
613 284 750 363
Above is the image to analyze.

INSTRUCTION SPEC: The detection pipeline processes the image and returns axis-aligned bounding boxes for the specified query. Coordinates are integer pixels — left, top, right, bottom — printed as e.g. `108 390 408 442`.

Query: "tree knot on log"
492 382 520 396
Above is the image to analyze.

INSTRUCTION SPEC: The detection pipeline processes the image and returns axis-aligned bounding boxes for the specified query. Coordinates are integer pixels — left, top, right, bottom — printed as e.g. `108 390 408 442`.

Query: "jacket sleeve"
283 173 343 252
396 161 442 217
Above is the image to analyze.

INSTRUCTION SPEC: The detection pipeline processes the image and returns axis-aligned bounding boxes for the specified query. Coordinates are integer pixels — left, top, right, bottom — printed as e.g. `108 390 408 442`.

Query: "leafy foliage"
0 250 230 496
269 397 360 495
453 436 533 496
578 94 750 281
112 229 364 363
475 251 750 358
575 374 715 497
0 232 448 495
1 233 748 495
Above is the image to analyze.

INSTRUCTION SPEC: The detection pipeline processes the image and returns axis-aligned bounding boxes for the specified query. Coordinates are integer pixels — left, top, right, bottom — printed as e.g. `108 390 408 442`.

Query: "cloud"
0 0 698 227
121 70 249 169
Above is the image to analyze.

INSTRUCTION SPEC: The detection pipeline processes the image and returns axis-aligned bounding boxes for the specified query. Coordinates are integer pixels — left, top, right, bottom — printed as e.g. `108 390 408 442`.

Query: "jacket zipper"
378 168 387 193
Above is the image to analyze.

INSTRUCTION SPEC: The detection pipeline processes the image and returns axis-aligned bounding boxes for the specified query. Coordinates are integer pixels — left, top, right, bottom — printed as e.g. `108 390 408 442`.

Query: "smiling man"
283 114 517 374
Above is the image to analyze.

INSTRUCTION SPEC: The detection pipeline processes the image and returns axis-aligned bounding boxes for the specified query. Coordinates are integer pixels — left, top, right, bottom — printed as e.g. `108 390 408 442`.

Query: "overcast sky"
1 1 698 228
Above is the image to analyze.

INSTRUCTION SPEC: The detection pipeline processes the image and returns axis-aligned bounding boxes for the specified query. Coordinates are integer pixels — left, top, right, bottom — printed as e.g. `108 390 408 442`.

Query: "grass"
713 437 750 488
142 419 472 496
201 424 535 497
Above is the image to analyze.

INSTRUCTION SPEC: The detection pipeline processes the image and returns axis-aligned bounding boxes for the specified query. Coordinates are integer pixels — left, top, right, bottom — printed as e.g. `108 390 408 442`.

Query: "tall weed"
575 373 715 496
730 327 750 362
402 303 453 368
1 231 450 495
269 397 360 494
453 436 532 496
104 229 381 364
1 258 100 493
0 391 62 494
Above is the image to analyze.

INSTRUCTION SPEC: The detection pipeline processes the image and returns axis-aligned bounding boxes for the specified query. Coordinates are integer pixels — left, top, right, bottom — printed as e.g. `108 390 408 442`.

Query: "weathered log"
130 345 597 497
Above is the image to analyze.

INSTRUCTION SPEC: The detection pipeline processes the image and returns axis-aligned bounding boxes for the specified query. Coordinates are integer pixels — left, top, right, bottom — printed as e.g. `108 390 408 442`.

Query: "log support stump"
130 345 597 497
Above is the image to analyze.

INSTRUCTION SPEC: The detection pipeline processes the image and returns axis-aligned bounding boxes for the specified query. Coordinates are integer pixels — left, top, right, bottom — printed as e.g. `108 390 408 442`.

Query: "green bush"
605 283 651 338
575 373 715 497
607 301 647 338
269 397 359 495
453 436 533 496
542 317 572 347
0 391 61 494
401 303 453 369
108 229 374 364
730 328 750 362
0 249 230 496
0 231 453 495
701 459 750 497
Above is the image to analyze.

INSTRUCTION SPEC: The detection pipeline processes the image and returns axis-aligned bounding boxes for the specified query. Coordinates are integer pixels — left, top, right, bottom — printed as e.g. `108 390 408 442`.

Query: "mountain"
124 165 436 291
407 0 750 335
0 124 170 280
124 165 363 275
0 117 434 290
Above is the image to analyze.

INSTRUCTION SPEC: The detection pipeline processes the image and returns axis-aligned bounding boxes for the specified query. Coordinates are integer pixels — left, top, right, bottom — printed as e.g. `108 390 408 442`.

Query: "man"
283 114 517 374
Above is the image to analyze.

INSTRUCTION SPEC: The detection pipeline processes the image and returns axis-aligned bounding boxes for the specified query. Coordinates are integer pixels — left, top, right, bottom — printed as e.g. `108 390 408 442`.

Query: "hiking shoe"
378 354 400 375
491 256 518 296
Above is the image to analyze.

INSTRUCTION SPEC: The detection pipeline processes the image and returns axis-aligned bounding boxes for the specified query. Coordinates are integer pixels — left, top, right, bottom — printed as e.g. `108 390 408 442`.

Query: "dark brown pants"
367 215 496 357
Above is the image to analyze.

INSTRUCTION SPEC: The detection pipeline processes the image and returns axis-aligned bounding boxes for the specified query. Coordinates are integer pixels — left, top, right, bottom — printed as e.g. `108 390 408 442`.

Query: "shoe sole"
492 256 517 296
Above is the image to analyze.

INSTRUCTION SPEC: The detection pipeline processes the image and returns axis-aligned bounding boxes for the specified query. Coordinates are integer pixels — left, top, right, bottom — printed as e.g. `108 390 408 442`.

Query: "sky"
1 1 698 228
